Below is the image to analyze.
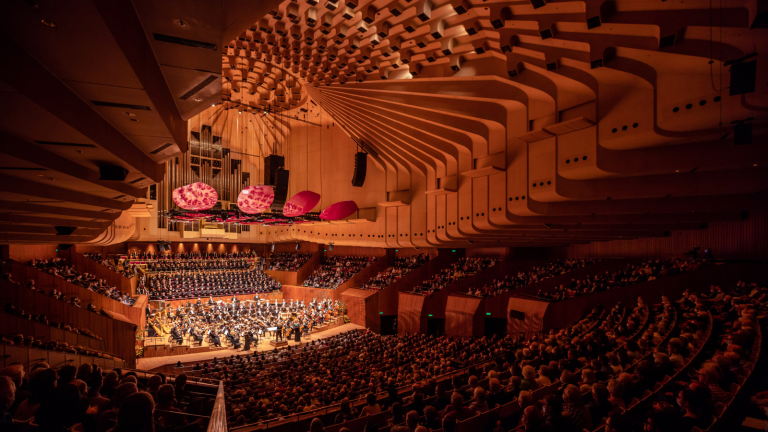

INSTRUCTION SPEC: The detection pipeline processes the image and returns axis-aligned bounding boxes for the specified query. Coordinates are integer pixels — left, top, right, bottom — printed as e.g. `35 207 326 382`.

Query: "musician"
275 320 284 342
190 327 204 346
228 331 242 349
243 331 252 351
208 296 215 306
170 326 183 345
292 320 301 342
208 328 222 347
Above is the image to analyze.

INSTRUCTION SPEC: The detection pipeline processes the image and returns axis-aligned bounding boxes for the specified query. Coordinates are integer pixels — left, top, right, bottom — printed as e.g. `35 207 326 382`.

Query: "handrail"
207 381 227 432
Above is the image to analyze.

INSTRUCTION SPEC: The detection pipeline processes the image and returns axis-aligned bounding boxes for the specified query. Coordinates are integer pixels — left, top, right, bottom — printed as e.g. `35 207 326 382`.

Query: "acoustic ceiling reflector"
172 182 218 210
283 190 321 217
237 185 275 214
319 200 358 220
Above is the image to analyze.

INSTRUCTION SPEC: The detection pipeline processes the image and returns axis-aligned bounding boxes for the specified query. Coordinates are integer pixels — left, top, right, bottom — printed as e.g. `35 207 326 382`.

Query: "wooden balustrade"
69 251 137 296
0 279 137 366
10 261 142 326
507 261 768 336
265 251 321 286
400 258 544 334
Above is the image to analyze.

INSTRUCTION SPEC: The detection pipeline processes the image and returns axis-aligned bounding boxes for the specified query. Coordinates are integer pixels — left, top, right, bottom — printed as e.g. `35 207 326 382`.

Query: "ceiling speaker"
730 61 757 96
54 226 76 236
272 169 290 210
734 123 752 145
99 165 128 181
352 152 367 187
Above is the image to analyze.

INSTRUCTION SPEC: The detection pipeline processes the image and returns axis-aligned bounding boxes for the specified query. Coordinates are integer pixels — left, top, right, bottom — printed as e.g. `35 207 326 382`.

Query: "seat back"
343 410 392 431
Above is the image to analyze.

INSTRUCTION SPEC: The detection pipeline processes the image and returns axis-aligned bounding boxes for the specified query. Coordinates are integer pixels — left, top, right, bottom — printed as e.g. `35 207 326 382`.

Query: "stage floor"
136 322 364 370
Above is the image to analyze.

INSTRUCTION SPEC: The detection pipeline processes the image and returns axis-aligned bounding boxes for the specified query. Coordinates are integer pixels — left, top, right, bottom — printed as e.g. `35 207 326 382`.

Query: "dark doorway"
427 317 445 336
485 317 507 337
380 315 398 335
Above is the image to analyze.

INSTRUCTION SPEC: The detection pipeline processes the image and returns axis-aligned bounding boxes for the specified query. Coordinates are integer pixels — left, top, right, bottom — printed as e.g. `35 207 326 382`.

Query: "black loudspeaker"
57 244 74 251
272 169 290 209
734 123 753 145
98 165 129 181
730 61 757 96
54 226 76 236
271 243 275 251
352 152 367 187
264 155 285 186
295 243 301 250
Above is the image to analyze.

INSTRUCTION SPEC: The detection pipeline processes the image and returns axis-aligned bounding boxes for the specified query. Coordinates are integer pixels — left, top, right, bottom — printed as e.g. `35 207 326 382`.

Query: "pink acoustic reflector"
283 190 321 217
319 200 358 220
172 182 218 210
237 185 274 214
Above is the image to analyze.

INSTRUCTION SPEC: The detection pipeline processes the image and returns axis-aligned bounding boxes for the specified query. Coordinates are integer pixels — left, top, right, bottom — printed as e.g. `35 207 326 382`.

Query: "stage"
137 322 363 371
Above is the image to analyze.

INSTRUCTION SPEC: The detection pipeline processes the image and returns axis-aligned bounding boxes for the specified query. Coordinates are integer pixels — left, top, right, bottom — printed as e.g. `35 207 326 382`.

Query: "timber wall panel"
565 211 768 260
445 295 482 337
0 280 136 366
0 344 126 371
414 259 544 333
10 262 142 325
71 251 134 296
8 244 59 262
397 292 425 335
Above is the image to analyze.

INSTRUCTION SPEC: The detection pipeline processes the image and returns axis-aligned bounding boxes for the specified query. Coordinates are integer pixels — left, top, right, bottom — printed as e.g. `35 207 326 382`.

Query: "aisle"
136 322 364 370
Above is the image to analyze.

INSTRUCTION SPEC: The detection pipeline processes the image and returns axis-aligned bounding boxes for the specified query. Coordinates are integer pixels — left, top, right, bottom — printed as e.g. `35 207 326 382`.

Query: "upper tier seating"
302 256 378 289
27 258 133 305
409 257 497 296
361 254 429 291
268 253 312 271
83 253 136 279
465 259 596 298
535 259 702 302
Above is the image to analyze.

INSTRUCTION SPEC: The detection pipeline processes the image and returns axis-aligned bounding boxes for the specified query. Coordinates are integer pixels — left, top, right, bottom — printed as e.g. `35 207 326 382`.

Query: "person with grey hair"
0 375 16 424
469 387 489 413
442 392 474 421
562 384 592 431
0 365 26 416
507 390 534 428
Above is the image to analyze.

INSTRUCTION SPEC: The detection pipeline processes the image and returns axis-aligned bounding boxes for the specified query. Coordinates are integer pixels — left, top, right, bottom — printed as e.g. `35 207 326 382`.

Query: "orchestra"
145 296 343 351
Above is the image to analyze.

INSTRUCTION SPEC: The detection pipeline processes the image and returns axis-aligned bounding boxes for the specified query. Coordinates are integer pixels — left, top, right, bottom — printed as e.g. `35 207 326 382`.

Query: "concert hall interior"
0 1 767 432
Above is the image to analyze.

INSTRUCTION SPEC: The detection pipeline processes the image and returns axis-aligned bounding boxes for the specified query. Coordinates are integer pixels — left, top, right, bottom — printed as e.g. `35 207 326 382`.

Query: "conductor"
243 332 252 351
275 321 284 342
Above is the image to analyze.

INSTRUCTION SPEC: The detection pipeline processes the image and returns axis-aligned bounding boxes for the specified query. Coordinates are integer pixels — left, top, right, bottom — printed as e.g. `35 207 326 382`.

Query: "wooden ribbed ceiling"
229 0 768 247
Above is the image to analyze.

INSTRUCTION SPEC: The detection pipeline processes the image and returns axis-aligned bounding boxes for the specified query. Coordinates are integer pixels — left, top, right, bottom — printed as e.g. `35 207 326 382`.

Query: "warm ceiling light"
238 110 242 113
755 164 758 166
41 19 56 28
194 98 201 102
212 104 215 106
178 20 186 26
675 170 679 172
